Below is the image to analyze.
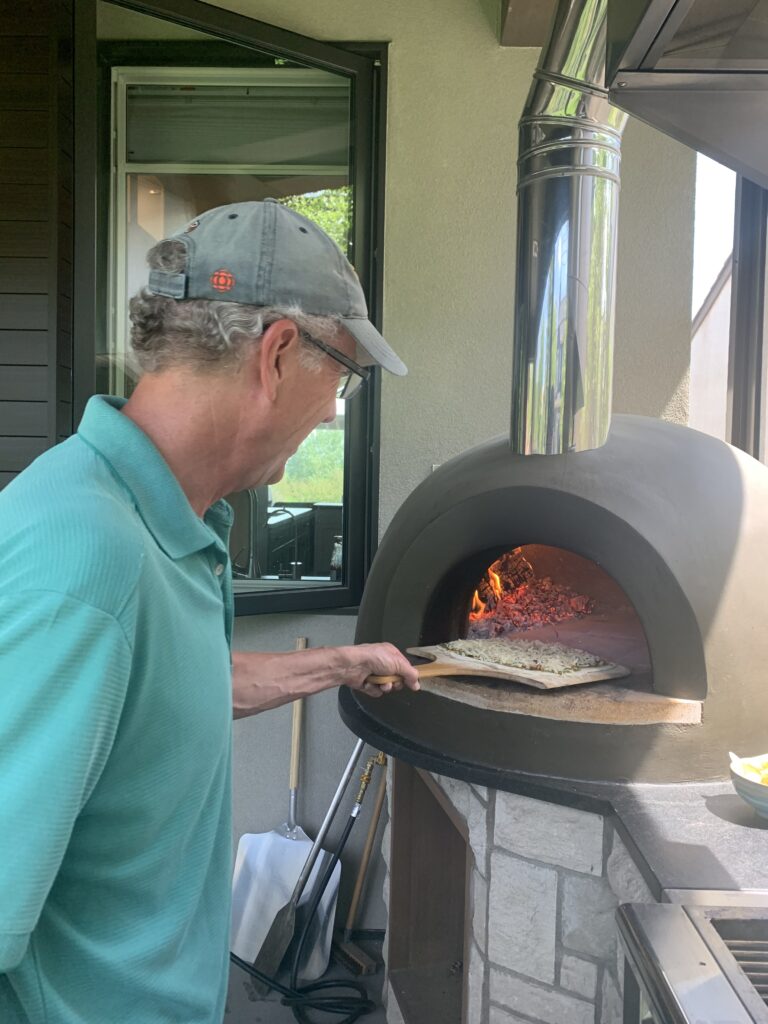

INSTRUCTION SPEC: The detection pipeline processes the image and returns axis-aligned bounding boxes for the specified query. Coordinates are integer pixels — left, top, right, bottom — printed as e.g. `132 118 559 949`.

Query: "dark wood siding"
0 0 73 488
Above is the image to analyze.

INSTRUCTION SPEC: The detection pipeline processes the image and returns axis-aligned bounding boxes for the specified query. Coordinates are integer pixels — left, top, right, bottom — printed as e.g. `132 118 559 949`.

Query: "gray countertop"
591 778 768 896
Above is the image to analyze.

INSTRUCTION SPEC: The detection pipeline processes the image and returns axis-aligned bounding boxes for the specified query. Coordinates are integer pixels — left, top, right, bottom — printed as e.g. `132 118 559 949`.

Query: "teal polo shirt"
0 396 235 1024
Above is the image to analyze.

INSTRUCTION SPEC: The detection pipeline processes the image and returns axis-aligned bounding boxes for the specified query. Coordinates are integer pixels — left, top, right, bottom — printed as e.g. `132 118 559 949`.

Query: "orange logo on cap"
210 268 235 292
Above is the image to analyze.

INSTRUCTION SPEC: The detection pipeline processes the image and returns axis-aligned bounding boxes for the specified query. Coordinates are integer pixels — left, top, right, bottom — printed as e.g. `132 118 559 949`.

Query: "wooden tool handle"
290 638 308 789
366 662 446 686
366 675 399 686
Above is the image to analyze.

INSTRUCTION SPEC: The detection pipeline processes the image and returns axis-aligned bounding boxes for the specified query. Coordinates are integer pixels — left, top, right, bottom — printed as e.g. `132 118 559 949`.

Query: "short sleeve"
0 590 131 971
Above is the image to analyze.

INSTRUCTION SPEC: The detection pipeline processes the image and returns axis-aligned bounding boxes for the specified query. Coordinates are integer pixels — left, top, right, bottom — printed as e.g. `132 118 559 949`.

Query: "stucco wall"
614 120 694 429
203 0 695 531
214 0 695 929
219 0 694 931
100 0 697 932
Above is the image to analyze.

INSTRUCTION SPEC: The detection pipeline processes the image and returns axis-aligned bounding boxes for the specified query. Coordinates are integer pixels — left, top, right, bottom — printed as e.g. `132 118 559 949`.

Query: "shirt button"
214 563 224 576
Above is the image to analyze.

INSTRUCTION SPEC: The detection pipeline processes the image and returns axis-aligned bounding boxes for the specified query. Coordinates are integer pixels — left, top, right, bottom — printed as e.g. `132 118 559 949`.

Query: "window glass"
689 154 737 441
761 217 768 465
108 66 354 592
639 988 658 1024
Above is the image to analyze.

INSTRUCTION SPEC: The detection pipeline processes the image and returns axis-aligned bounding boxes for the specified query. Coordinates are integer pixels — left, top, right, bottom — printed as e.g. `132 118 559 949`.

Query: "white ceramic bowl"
729 753 768 820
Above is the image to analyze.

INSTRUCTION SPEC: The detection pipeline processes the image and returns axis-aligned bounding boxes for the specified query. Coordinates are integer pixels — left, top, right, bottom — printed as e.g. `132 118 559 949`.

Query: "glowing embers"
468 547 595 638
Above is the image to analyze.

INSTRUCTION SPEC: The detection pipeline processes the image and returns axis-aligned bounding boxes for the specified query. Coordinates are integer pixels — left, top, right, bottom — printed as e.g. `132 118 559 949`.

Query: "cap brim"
341 317 407 376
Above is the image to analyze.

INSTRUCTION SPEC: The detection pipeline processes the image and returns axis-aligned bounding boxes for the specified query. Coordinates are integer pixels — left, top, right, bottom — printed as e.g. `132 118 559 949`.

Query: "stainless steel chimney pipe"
511 0 628 454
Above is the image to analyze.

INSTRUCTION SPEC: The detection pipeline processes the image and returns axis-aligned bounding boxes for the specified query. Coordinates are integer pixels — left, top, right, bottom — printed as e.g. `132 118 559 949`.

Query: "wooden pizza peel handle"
366 662 451 686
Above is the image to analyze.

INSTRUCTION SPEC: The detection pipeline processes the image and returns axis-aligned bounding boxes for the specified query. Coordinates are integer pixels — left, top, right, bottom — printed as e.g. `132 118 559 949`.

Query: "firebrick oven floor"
225 959 387 1024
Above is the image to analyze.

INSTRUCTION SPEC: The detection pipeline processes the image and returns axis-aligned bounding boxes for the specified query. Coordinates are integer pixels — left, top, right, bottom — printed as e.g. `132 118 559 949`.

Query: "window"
689 155 768 465
109 66 352 597
108 68 352 397
689 155 736 442
87 1 386 614
727 177 768 463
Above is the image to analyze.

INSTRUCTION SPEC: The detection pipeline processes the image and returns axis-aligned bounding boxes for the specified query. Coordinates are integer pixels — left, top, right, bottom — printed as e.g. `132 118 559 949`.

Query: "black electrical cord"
230 813 374 1024
230 950 374 1024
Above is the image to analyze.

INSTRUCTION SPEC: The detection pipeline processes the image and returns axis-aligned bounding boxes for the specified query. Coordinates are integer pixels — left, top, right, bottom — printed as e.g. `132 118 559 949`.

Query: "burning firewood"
469 549 594 637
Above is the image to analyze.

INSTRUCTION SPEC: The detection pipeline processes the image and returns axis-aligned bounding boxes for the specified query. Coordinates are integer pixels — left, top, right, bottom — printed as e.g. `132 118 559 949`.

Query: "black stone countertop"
339 689 768 901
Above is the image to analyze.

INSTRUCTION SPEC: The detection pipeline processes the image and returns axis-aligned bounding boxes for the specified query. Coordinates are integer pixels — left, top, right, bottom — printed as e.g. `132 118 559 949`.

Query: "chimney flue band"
511 0 628 455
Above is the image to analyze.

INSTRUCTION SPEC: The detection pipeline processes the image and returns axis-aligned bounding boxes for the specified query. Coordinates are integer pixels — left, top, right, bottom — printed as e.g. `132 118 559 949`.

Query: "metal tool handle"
288 637 308 830
290 737 365 903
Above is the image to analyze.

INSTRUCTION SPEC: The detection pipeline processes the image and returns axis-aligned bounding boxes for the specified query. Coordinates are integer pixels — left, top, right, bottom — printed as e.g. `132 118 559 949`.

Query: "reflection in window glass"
271 409 345 505
639 988 657 1024
689 155 737 442
109 67 352 590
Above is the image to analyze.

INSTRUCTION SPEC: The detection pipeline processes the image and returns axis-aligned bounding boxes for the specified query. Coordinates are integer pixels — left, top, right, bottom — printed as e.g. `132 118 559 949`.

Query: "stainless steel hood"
606 0 768 188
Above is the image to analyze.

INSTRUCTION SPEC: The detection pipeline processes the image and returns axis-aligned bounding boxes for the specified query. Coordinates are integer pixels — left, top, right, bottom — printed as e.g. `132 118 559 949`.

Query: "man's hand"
231 642 419 718
335 642 421 699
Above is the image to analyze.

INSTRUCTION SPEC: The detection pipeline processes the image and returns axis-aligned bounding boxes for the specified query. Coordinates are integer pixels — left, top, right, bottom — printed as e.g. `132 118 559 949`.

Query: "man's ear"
255 319 300 402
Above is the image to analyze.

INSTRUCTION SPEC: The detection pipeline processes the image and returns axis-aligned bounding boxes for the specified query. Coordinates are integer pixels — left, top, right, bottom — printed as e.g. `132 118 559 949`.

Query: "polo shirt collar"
78 395 232 560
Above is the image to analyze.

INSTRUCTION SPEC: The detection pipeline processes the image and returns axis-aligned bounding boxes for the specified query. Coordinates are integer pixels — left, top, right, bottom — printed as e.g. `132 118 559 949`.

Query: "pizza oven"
341 0 768 784
339 415 768 782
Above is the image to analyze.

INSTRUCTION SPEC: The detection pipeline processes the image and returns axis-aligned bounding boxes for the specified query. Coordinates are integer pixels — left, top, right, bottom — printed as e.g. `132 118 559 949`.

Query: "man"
0 200 419 1024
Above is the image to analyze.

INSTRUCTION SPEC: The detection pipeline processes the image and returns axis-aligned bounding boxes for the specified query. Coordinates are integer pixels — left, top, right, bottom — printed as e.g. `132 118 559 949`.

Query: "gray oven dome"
342 415 768 783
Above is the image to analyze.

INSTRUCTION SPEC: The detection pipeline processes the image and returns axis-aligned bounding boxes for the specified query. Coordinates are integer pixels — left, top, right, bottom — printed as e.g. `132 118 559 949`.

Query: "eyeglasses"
298 329 370 400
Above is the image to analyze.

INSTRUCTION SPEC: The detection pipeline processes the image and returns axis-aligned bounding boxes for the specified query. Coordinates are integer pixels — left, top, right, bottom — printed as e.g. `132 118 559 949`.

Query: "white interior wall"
99 0 697 930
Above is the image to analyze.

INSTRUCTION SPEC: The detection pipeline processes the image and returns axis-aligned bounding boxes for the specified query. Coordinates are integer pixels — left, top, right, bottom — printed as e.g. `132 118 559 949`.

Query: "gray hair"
128 239 342 374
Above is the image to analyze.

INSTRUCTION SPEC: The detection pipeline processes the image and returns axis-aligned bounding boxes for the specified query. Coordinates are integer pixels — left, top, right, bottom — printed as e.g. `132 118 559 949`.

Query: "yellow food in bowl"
729 752 768 785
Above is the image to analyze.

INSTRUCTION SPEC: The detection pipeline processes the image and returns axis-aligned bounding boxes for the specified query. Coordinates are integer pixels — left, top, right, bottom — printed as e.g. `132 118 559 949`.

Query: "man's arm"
231 642 420 718
0 591 131 971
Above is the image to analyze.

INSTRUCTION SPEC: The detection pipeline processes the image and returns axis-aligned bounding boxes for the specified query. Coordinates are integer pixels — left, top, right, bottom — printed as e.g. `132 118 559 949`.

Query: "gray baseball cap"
146 198 407 376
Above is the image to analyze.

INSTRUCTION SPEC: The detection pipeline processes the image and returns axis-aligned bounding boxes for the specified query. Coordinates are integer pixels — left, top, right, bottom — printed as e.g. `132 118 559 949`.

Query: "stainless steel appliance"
619 893 768 1023
606 0 768 188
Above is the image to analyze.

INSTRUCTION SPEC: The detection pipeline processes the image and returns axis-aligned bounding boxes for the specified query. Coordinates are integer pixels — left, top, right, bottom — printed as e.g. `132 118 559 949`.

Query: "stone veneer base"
381 768 655 1024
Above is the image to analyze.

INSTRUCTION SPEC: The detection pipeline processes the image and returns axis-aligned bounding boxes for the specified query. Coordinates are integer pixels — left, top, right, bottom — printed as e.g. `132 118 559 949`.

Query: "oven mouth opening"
463 544 652 687
418 544 702 727
423 544 652 685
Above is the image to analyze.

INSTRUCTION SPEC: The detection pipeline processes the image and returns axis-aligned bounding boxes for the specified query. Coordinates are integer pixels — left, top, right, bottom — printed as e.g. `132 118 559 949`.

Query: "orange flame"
467 548 594 634
469 589 486 621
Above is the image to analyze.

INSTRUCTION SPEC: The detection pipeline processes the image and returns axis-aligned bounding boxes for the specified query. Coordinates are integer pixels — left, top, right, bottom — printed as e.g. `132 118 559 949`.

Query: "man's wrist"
324 644 358 686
